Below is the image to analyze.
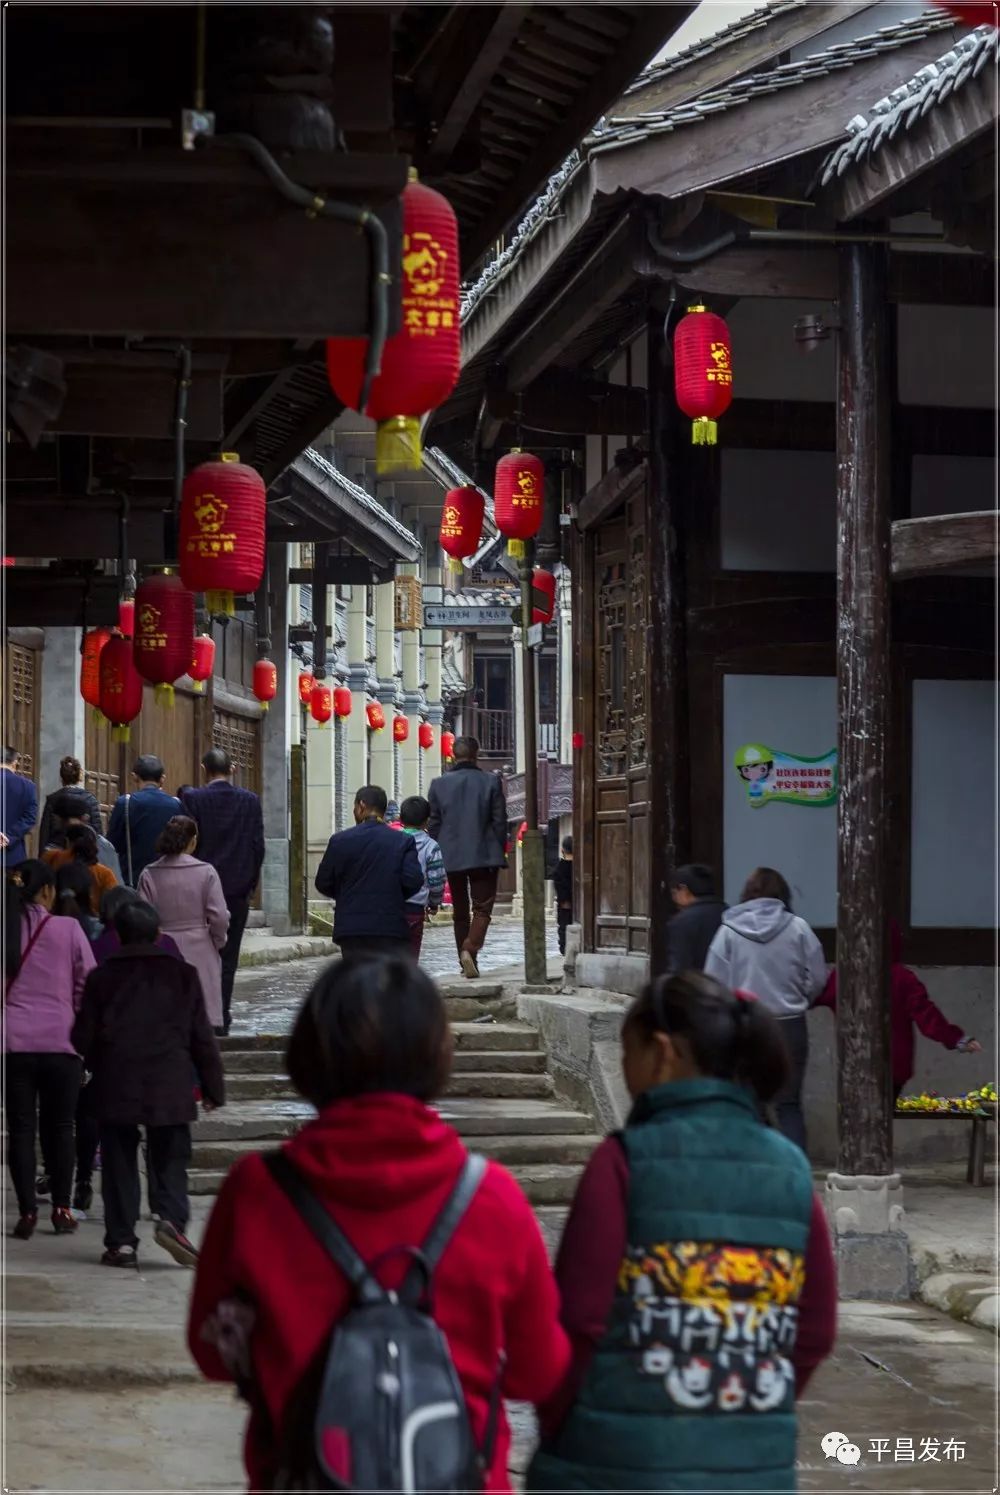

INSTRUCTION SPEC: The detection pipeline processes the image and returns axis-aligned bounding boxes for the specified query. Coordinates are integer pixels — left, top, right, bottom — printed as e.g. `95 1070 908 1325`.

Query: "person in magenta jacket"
189 956 570 1493
4 859 95 1238
815 920 981 1098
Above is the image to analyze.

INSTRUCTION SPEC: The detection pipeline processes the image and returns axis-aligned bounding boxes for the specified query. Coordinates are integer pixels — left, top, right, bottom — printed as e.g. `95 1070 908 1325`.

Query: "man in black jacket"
666 864 727 976
427 737 507 979
315 785 423 959
71 899 224 1270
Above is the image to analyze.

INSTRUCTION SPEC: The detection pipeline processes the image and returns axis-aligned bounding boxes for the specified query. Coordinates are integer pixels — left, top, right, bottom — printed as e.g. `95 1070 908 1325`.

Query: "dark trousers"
220 895 251 1034
40 1086 99 1188
774 1014 809 1153
557 906 572 955
450 868 499 959
100 1122 191 1249
5 1053 82 1214
337 936 413 961
404 907 426 958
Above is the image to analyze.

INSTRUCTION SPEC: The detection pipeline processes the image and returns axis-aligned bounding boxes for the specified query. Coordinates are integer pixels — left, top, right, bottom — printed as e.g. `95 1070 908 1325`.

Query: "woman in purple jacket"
4 860 95 1238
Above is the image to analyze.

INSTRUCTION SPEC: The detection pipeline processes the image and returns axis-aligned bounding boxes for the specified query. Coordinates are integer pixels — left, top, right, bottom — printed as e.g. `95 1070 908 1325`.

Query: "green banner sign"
734 743 838 809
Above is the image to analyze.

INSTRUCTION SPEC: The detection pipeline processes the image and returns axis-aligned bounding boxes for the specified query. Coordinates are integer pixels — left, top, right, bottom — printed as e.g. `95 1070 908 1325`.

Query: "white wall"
898 304 995 408
911 679 995 928
723 673 838 924
721 449 836 571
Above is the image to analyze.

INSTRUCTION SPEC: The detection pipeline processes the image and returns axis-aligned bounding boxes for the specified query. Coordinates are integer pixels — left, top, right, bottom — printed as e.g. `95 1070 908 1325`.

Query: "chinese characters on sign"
735 743 838 808
186 493 238 558
822 1431 966 1466
706 339 733 386
402 229 456 338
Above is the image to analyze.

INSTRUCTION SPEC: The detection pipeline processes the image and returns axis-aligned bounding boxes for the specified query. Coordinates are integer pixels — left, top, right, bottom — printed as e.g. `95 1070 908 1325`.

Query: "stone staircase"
192 985 601 1206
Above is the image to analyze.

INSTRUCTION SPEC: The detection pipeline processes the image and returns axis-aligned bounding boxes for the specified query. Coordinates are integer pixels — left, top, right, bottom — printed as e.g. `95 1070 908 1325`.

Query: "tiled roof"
300 448 420 550
624 0 804 96
820 24 998 184
443 587 516 607
460 7 957 323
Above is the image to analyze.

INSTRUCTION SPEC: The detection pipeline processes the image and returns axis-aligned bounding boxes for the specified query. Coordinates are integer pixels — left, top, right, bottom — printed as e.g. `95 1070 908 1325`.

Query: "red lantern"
367 702 386 733
189 633 216 693
118 597 135 638
572 731 585 751
674 305 733 445
133 571 196 708
441 730 456 762
253 658 277 712
326 175 461 473
936 2 999 23
298 672 316 705
332 686 352 719
310 683 333 725
419 723 434 751
494 449 544 557
99 631 144 742
439 486 485 574
180 452 266 615
531 568 557 625
80 627 112 712
393 715 410 743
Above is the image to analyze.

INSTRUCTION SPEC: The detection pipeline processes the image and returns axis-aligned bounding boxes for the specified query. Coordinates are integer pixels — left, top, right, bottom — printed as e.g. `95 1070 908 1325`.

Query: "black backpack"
264 1151 502 1494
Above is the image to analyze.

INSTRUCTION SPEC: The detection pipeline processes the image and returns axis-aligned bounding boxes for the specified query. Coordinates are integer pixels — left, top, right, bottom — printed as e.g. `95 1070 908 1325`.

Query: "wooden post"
647 309 693 977
289 740 307 934
835 243 892 1176
520 541 547 985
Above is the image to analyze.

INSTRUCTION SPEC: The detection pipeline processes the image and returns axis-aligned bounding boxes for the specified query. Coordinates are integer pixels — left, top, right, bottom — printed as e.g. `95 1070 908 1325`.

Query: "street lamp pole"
519 541 547 984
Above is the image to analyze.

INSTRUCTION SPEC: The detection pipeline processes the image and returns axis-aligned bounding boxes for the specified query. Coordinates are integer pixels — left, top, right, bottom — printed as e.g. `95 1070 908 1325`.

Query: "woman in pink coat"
138 816 229 1032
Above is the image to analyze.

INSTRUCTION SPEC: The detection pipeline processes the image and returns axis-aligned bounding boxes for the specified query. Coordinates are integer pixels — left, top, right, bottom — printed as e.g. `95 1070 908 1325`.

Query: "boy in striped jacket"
400 796 446 960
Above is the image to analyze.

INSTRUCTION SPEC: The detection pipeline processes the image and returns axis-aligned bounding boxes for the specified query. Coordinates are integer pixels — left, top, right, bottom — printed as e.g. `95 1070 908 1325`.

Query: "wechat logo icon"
822 1432 861 1466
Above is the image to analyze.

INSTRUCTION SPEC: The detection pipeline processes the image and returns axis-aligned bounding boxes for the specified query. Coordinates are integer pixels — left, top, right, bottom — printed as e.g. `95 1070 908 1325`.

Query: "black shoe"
101 1246 138 1268
73 1180 94 1213
155 1220 199 1268
35 1173 51 1198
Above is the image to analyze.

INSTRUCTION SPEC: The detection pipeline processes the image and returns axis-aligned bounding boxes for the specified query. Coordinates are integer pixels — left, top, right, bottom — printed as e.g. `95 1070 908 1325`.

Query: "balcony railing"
466 709 560 760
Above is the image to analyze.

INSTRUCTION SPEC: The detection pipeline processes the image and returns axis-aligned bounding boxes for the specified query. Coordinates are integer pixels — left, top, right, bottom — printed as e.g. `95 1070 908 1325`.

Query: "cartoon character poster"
735 744 837 808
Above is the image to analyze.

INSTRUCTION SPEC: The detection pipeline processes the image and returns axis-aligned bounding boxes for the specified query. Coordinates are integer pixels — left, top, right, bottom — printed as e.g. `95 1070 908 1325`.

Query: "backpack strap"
401 1153 487 1302
264 1151 385 1307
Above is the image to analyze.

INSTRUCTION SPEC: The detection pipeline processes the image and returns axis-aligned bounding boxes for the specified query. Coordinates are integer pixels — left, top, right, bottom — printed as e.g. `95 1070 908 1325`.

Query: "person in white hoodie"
704 866 827 1152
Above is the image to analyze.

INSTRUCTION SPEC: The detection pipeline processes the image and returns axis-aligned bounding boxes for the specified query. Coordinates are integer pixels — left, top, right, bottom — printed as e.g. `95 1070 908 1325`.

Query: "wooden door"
85 685 199 824
585 483 650 955
2 640 42 855
212 707 262 795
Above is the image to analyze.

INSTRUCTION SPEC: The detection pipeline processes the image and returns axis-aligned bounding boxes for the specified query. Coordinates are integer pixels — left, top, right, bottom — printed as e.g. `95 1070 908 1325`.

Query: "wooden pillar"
835 243 892 1177
647 309 693 977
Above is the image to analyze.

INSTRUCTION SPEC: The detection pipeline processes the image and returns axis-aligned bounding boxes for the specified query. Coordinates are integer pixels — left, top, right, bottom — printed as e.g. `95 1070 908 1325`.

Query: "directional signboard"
422 604 514 630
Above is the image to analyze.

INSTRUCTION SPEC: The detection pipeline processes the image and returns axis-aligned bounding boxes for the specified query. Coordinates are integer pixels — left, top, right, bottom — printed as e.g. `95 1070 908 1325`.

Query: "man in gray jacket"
427 737 507 979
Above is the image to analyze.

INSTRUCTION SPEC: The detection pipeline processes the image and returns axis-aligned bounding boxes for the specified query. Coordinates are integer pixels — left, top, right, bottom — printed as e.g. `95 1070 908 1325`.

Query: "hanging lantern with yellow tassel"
673 304 733 445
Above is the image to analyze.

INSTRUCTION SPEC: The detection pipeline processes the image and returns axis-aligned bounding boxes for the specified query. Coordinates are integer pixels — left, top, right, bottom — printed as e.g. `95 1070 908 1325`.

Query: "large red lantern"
310 683 333 725
674 304 733 445
333 686 352 719
99 631 144 742
326 174 460 473
367 702 386 733
298 671 316 705
133 571 196 708
441 730 455 762
80 627 112 713
393 715 409 743
494 449 544 557
180 452 266 616
532 568 557 625
253 658 277 712
439 486 485 574
418 722 434 751
189 633 216 693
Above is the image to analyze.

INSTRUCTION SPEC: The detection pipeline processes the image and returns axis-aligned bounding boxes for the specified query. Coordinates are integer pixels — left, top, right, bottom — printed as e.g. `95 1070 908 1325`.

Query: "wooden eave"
892 511 999 580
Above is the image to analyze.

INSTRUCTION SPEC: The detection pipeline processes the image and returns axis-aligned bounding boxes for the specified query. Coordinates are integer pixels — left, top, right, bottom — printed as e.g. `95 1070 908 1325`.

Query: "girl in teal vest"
528 972 837 1493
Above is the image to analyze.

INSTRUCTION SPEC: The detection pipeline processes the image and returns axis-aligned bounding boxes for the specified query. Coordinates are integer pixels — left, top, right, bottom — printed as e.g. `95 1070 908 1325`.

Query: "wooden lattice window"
394 576 423 631
3 642 41 785
212 709 261 795
597 562 627 779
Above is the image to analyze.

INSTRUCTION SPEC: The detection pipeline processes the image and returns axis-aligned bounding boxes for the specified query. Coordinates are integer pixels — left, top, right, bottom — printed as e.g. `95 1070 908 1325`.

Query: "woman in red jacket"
816 921 981 1098
188 956 569 1492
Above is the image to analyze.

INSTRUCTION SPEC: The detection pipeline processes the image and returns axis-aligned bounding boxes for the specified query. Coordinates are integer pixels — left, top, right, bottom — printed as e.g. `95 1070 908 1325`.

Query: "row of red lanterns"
296 673 438 748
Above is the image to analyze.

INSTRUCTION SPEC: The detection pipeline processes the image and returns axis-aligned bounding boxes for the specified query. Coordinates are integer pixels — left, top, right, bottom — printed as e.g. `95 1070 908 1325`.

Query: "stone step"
191 1131 601 1173
193 1097 592 1145
451 1050 547 1074
190 1159 584 1205
220 1025 540 1073
451 1022 539 1052
220 1069 555 1104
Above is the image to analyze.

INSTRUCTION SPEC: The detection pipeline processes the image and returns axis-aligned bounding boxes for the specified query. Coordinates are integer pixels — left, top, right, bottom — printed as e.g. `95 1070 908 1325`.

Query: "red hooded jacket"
816 922 963 1089
188 1093 569 1492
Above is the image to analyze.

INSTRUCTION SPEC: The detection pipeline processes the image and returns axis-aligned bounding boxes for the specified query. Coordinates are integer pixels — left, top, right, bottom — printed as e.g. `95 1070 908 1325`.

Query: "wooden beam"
4 570 121 628
54 365 222 441
487 368 647 436
503 214 640 389
422 5 531 172
8 170 403 339
5 496 167 560
836 243 893 1178
892 510 998 579
593 32 959 204
577 456 648 533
